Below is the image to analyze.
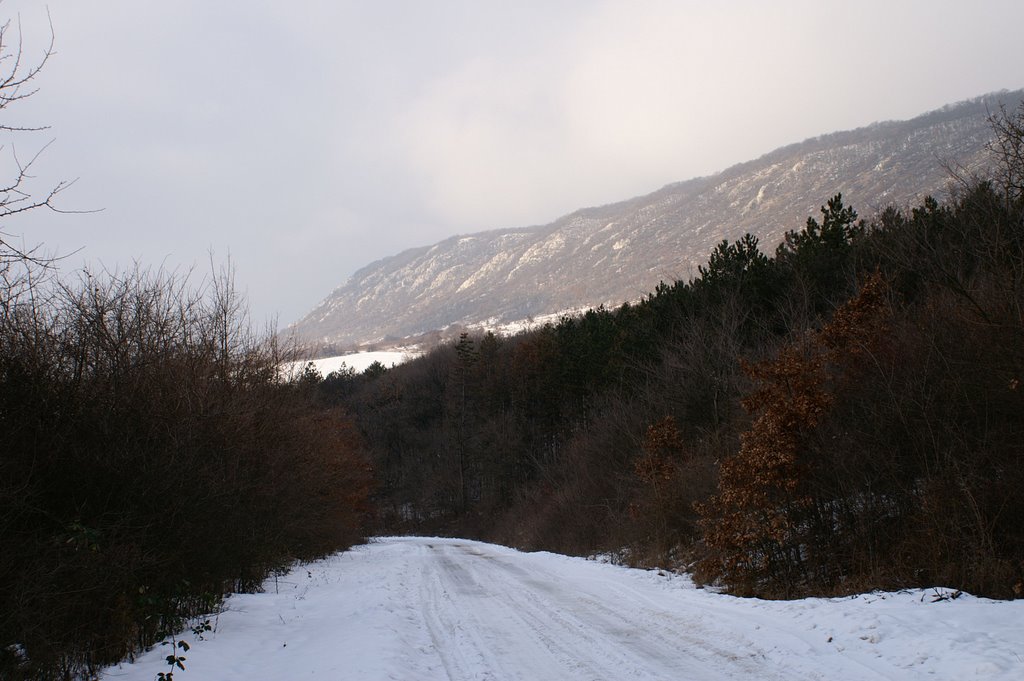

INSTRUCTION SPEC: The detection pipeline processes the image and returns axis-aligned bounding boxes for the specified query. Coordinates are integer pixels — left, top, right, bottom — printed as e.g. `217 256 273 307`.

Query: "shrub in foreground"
0 266 372 680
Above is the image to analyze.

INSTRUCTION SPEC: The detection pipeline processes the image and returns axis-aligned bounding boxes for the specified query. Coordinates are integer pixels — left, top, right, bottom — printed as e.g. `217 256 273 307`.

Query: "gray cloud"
2 0 1022 327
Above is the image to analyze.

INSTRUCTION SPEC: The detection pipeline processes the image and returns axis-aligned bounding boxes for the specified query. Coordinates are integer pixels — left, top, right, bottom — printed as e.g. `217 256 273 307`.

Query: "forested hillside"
317 103 1024 600
291 91 1020 351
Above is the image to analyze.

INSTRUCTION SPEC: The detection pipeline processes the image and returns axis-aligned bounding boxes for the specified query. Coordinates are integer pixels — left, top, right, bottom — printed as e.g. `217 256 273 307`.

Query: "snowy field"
284 349 416 377
100 537 1024 681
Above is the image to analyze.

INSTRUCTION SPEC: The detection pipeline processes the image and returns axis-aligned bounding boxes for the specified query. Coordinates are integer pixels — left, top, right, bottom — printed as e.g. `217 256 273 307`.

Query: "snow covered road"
101 537 1024 680
416 540 772 680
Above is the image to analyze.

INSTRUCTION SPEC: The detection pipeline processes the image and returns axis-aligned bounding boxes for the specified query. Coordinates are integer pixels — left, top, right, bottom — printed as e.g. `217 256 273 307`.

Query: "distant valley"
289 90 1023 353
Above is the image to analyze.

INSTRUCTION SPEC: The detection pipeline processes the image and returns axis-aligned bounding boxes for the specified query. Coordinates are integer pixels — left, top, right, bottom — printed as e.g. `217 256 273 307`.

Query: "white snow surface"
100 537 1024 681
285 350 416 377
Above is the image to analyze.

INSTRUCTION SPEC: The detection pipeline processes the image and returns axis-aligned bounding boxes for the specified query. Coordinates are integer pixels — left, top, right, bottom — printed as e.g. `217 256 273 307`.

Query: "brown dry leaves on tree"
697 271 890 593
627 416 692 560
634 416 684 486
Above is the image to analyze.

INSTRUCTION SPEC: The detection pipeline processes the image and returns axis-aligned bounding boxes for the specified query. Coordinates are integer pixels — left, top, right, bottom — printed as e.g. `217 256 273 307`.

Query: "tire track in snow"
470 546 783 680
420 542 611 680
418 541 793 680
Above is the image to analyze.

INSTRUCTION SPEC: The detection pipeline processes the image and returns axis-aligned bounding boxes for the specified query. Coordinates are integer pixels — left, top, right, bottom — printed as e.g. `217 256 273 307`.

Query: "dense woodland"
0 265 373 680
316 102 1024 601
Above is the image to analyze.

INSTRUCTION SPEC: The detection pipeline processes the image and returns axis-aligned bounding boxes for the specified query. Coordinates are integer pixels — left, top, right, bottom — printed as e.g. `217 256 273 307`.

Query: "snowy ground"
100 537 1024 681
284 349 417 378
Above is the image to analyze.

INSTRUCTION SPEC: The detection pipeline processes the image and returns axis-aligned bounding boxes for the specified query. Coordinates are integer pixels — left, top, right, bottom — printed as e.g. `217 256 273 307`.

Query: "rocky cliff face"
290 91 1022 349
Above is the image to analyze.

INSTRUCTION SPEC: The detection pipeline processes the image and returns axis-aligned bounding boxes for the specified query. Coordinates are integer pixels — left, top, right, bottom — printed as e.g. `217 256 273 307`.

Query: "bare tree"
0 11 70 271
987 100 1024 206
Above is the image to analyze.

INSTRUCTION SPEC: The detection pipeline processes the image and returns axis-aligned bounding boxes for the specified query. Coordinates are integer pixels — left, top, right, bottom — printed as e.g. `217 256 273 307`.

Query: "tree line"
320 102 1024 601
0 264 373 680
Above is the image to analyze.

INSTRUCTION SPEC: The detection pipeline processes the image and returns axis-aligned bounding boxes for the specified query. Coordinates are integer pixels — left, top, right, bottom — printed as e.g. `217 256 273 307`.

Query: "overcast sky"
2 0 1023 328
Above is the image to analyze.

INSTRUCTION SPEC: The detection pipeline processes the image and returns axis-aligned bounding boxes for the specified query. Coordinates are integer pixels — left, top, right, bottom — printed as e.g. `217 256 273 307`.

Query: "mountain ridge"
290 89 1024 351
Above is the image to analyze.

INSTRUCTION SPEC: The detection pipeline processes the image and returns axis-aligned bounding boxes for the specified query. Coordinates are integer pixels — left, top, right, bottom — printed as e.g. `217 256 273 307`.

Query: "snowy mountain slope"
291 90 1024 348
101 537 1024 681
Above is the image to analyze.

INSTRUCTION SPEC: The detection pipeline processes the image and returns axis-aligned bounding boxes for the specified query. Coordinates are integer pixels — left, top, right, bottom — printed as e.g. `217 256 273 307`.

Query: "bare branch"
986 101 1024 205
0 8 73 272
0 13 54 111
